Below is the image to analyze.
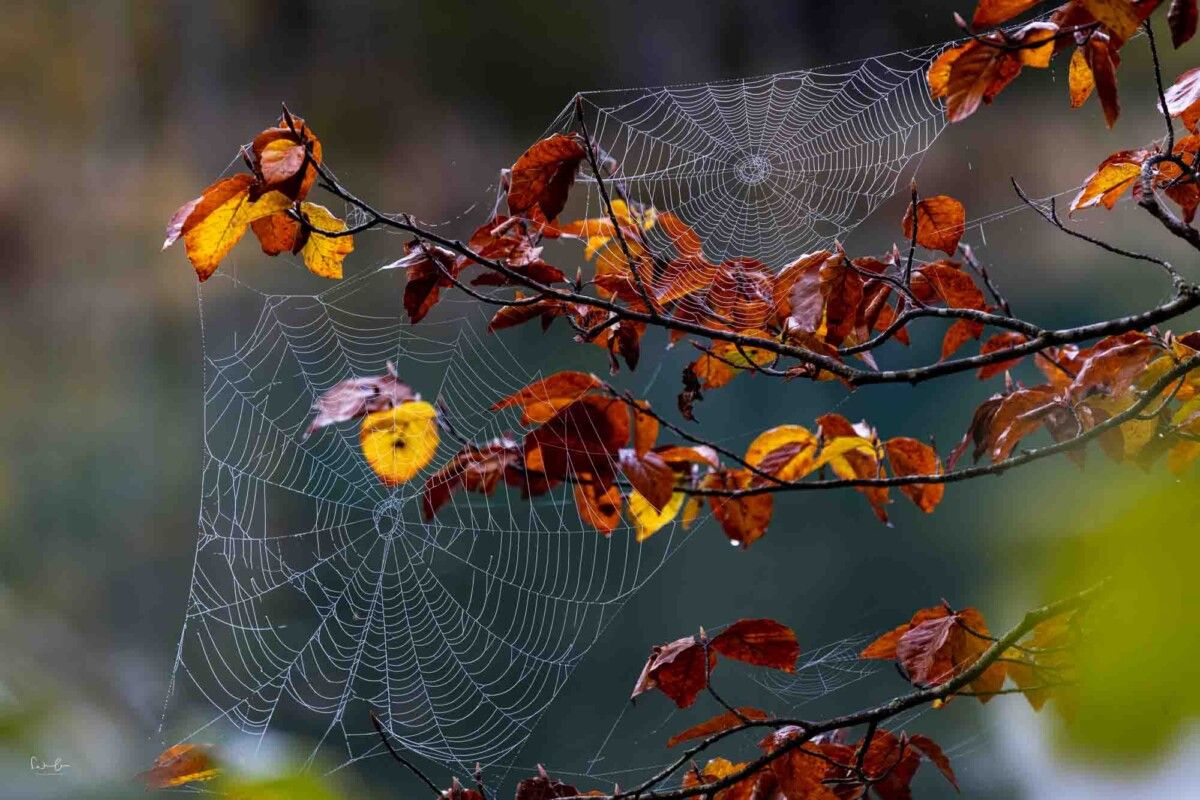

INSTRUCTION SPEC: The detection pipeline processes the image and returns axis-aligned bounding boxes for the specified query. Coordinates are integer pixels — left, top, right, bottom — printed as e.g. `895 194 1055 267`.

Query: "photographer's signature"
30 756 70 776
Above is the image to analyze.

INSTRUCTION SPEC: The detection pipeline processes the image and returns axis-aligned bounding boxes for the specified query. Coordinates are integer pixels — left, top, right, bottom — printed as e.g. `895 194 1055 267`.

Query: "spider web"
554 46 946 268
160 43 959 781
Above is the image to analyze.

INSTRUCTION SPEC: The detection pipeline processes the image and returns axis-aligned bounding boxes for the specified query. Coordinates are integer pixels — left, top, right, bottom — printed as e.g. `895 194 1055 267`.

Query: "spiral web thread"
160 44 957 781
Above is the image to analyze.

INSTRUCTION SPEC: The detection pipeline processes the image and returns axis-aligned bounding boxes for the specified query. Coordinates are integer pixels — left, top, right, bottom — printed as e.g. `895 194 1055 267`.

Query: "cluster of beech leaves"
143 597 1084 799
164 1 1200 548
164 109 353 281
935 0 1198 126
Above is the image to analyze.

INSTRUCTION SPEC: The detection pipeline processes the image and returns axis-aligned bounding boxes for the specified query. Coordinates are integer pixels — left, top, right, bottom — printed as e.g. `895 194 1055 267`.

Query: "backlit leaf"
360 401 439 485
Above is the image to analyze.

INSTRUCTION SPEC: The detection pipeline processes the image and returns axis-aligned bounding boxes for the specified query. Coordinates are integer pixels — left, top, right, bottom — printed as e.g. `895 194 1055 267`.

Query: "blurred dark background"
2 2 1197 798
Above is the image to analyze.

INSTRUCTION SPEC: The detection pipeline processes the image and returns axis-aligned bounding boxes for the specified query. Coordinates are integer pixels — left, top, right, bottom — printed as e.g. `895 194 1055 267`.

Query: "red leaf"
666 708 768 748
711 619 800 672
507 134 587 223
630 635 713 708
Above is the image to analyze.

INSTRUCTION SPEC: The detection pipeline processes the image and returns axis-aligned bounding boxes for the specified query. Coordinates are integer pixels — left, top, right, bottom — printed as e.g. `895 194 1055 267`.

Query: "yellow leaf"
1069 47 1095 108
629 490 686 542
360 401 439 485
743 425 817 481
681 495 703 528
812 436 877 472
299 202 353 279
165 175 293 281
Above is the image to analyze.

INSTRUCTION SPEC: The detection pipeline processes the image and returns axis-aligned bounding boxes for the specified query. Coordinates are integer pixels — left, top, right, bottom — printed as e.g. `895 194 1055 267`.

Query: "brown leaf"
507 134 587 223
250 112 322 201
393 241 464 323
491 371 604 424
1084 32 1121 127
703 469 773 548
903 195 967 255
1170 0 1199 47
304 363 417 439
932 37 1022 122
666 708 768 748
619 449 676 511
972 0 1042 27
515 766 579 800
977 332 1028 379
630 635 713 708
525 395 629 482
884 437 945 513
711 618 800 671
422 438 523 520
138 744 219 789
251 212 302 256
942 317 984 360
909 733 959 790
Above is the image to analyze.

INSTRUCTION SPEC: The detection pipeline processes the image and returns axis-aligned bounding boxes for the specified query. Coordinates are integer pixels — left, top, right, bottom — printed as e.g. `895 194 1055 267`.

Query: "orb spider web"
159 42 955 781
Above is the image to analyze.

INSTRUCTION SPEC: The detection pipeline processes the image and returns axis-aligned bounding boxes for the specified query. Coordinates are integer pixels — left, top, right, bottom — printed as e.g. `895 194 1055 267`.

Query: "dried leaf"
507 134 587 223
884 437 945 513
903 195 966 255
702 469 773 548
492 371 604 424
972 0 1042 27
304 364 417 439
1170 0 1199 47
630 635 712 708
138 744 219 789
666 708 768 748
711 618 800 671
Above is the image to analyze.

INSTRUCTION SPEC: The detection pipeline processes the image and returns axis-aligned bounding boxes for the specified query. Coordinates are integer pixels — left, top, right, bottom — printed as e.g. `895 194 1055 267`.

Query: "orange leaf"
977 332 1028 379
972 0 1041 27
666 708 768 748
703 469 773 548
1078 0 1142 41
138 744 219 789
492 371 604 424
574 480 622 535
1084 32 1121 128
711 618 800 671
884 437 945 513
903 195 966 255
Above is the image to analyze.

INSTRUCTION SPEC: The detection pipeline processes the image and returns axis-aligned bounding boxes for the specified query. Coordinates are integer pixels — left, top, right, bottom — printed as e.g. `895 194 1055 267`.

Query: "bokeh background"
1 1 1197 797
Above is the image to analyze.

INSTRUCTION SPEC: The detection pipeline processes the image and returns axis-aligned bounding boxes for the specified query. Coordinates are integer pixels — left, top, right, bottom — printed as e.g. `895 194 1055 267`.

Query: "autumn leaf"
391 241 462 323
702 470 773 548
884 437 945 513
1078 0 1142 42
903 195 966 255
360 400 440 485
743 425 818 482
304 363 417 439
815 414 890 524
1163 66 1200 132
628 490 686 542
1169 0 1199 47
929 37 1022 122
1069 46 1096 107
619 448 675 511
666 708 768 748
977 332 1029 379
138 744 219 789
295 202 353 279
421 437 524 520
972 0 1041 27
515 766 579 800
710 618 800 671
507 133 587 223
574 480 622 535
681 758 758 800
164 174 292 280
630 634 713 708
250 110 322 201
1084 32 1121 127
864 604 1006 700
492 371 604 424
